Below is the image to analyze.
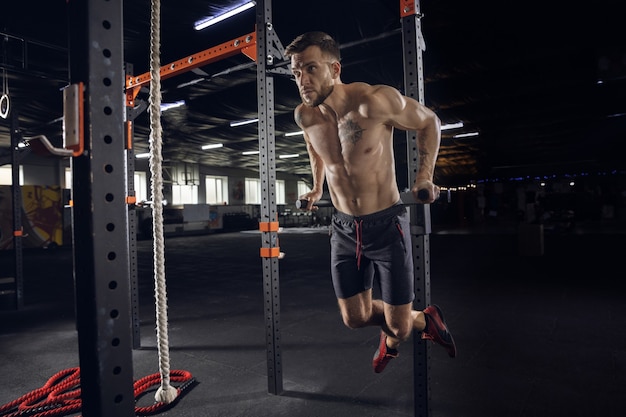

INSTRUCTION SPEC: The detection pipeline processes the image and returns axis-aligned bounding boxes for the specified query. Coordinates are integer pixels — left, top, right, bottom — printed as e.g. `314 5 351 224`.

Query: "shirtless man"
284 32 456 373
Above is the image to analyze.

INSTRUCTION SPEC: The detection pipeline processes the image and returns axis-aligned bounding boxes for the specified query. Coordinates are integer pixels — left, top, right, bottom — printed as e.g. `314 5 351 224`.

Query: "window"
276 180 285 204
245 178 285 204
64 167 71 189
206 175 228 205
172 185 198 205
65 168 147 203
297 181 311 197
134 171 148 202
244 178 261 204
0 165 24 185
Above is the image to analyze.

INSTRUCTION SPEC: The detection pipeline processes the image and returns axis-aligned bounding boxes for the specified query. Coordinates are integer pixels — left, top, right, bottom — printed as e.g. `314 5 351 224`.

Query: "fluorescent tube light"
135 153 151 159
285 130 304 137
160 100 185 111
279 154 299 159
242 150 259 155
230 118 258 127
441 122 464 131
201 143 224 150
194 1 256 31
453 132 479 138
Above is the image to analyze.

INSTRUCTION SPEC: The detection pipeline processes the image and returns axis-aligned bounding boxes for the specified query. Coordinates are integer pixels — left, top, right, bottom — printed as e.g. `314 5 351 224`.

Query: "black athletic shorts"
330 202 415 305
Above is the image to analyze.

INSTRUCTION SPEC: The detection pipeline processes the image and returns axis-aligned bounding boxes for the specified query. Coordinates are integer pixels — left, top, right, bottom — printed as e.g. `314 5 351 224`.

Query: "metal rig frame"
63 0 433 415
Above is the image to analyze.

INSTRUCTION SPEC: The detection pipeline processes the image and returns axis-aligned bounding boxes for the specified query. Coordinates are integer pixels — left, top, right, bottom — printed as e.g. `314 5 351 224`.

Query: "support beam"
10 107 24 310
400 1 432 416
68 0 135 416
256 0 284 395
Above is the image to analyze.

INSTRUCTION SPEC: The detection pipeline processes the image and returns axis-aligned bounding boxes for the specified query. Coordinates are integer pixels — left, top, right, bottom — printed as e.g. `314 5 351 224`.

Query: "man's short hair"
284 31 341 61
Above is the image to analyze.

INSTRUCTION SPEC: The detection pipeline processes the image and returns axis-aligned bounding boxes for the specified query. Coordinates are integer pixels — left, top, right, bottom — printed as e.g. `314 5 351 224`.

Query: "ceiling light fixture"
242 150 259 155
279 154 299 159
441 122 464 131
135 152 151 159
160 100 185 112
194 1 256 31
453 132 479 138
230 118 258 127
284 130 304 137
201 143 224 150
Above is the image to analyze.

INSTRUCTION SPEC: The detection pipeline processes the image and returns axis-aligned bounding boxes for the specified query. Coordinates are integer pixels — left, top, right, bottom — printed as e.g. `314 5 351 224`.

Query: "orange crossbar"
125 31 257 107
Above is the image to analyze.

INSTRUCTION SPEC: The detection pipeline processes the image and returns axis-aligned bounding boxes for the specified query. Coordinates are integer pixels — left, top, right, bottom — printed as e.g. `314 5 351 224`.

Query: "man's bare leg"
336 290 427 348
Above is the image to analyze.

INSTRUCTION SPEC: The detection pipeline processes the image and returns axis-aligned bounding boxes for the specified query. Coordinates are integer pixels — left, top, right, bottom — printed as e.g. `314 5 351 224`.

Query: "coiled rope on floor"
0 368 195 417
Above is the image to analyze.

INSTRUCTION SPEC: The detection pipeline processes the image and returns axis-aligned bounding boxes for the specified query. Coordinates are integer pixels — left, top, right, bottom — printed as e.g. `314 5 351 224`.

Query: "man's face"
290 46 338 107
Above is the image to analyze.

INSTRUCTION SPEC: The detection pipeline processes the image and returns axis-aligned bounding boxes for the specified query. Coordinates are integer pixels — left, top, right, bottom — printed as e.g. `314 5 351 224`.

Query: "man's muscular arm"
295 106 325 210
371 86 441 202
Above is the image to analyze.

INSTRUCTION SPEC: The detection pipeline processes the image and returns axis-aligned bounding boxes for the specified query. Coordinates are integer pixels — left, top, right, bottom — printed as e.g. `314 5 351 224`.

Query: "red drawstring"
354 219 363 269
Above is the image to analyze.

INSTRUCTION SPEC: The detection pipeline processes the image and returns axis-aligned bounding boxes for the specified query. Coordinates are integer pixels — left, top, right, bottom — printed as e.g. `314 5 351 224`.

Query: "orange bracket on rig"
400 0 421 18
259 221 281 258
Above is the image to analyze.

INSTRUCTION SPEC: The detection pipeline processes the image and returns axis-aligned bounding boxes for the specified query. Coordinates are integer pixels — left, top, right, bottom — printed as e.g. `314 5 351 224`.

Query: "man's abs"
326 168 400 216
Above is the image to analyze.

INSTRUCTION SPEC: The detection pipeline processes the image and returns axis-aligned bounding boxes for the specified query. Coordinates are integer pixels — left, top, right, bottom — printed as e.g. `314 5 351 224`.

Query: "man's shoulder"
294 103 320 128
346 83 401 106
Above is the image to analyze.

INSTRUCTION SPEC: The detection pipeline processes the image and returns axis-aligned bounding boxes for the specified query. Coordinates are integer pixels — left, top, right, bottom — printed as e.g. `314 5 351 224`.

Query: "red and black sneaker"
372 331 399 373
422 305 457 358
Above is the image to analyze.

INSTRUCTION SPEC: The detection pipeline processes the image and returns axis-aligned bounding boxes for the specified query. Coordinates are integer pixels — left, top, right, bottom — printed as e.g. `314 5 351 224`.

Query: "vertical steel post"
125 62 141 349
400 1 432 416
9 107 23 310
67 0 135 415
126 128 141 350
256 0 284 395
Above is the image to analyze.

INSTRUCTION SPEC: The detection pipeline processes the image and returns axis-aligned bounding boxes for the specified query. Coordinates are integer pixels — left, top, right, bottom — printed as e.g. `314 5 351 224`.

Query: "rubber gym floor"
1 223 625 417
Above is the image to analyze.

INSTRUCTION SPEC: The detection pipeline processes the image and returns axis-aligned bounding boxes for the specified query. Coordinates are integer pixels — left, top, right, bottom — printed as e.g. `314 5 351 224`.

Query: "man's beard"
303 84 334 107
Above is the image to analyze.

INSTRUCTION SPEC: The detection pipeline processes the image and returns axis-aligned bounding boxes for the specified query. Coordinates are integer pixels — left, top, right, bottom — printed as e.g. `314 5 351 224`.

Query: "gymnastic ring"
0 94 9 119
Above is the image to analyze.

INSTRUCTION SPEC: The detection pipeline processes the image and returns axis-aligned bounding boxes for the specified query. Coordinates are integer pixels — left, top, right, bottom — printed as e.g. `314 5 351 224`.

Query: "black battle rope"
0 368 196 417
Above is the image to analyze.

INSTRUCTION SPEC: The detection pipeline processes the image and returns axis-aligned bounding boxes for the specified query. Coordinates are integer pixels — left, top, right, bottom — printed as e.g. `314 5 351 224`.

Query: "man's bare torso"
298 83 400 216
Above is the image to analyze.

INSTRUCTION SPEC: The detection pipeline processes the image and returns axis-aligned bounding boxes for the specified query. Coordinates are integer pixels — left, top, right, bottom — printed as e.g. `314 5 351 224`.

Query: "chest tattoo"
339 119 366 144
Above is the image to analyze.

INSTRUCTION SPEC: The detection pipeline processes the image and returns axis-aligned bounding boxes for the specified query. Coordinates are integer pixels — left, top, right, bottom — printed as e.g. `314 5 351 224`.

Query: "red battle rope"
0 368 195 417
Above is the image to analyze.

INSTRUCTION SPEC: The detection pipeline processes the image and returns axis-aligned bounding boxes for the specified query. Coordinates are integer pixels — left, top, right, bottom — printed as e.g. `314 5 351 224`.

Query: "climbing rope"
148 0 180 405
0 368 195 417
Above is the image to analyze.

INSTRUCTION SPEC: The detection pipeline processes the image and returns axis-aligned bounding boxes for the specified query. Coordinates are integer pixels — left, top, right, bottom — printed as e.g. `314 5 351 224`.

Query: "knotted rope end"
154 385 178 404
